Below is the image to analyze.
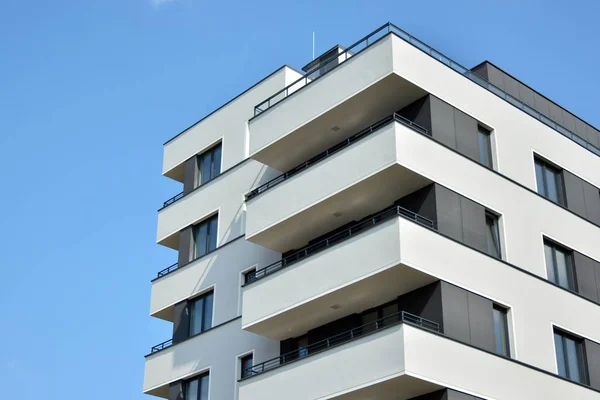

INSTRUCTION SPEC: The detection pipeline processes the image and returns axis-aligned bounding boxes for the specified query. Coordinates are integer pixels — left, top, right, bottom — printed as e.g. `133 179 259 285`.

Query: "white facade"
144 24 600 400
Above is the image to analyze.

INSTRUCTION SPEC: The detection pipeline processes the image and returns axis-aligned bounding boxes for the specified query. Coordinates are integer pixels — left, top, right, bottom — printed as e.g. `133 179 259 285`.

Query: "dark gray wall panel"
172 301 190 344
587 126 600 148
396 184 437 224
486 64 505 91
434 185 463 243
467 292 495 353
471 64 489 81
575 118 589 142
168 381 184 400
585 339 600 390
503 75 520 100
548 102 564 126
533 92 551 118
430 96 457 150
454 109 479 163
563 171 587 218
460 197 487 254
398 96 432 135
562 110 576 133
397 281 443 330
518 84 535 109
573 252 600 303
178 227 194 267
183 157 197 195
408 389 447 400
448 389 479 400
440 283 470 343
583 180 600 225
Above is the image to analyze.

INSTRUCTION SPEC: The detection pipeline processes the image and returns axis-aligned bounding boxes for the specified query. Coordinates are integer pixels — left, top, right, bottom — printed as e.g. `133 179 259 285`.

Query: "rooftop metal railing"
253 22 600 158
161 192 184 209
150 338 173 354
244 205 435 285
242 310 439 378
245 113 427 201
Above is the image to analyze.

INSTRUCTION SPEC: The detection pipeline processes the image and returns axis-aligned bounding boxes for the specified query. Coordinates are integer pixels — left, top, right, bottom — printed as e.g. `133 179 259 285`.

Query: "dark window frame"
493 304 510 357
196 143 222 187
193 214 218 259
240 353 254 378
189 290 214 337
554 328 589 385
544 239 577 292
243 268 256 285
485 211 502 259
184 371 210 400
535 157 566 206
477 125 493 168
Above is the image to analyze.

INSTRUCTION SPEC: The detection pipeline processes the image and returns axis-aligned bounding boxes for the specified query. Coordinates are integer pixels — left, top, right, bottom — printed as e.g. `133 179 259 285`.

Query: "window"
493 305 510 357
189 291 214 336
240 354 254 378
485 212 501 258
535 158 565 205
197 143 222 186
184 372 209 400
194 215 218 259
243 268 256 285
554 329 588 384
544 241 576 291
477 126 493 168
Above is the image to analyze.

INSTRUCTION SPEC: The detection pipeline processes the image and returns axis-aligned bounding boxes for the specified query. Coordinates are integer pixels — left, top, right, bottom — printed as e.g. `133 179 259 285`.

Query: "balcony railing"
156 262 178 279
253 22 600 158
161 192 184 209
244 205 435 285
150 338 173 354
241 310 440 379
245 113 427 201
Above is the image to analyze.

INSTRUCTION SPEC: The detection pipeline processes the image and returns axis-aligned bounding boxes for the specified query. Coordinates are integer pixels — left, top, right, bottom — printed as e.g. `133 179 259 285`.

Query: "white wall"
151 237 280 321
143 318 280 398
248 36 393 156
163 66 302 177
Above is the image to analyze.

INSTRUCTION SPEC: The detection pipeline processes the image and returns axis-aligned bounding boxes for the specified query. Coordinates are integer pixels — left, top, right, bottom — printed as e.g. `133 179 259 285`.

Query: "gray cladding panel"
563 171 587 219
454 109 480 163
582 180 600 225
459 197 487 254
585 339 600 390
587 126 600 148
440 283 471 344
178 227 194 267
430 96 457 150
573 252 600 303
183 157 197 195
562 110 576 133
396 281 443 330
172 301 190 344
467 292 495 353
168 382 184 400
575 118 589 141
448 389 479 400
518 83 536 109
486 64 505 91
503 75 520 100
533 92 551 118
548 102 564 126
434 185 463 243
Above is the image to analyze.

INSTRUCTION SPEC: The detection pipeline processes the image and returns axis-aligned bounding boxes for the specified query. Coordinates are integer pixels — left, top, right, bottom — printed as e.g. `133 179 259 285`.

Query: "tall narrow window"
240 354 254 378
185 372 209 400
544 240 576 291
477 126 493 168
493 305 510 357
193 215 218 259
485 212 501 258
535 158 565 205
189 291 214 336
554 329 588 384
197 143 222 186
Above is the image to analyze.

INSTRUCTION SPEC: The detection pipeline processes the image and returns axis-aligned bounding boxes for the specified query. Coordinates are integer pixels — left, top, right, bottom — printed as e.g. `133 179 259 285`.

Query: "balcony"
245 118 432 253
239 321 600 400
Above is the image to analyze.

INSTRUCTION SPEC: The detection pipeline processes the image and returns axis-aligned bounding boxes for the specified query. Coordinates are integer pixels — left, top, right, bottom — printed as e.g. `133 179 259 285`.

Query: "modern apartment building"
143 23 600 400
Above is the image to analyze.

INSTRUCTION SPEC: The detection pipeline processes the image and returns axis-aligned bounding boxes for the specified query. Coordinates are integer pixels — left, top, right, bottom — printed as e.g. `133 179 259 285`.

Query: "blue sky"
0 0 598 399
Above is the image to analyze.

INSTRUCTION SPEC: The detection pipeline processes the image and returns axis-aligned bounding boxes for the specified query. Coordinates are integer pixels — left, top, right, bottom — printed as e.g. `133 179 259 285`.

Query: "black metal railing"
150 338 173 354
253 22 600 158
244 205 435 285
242 311 439 378
157 262 178 278
161 192 184 209
245 113 427 201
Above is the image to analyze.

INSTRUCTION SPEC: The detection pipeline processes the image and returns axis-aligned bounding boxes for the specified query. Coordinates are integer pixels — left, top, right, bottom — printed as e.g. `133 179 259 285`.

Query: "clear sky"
0 0 598 399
